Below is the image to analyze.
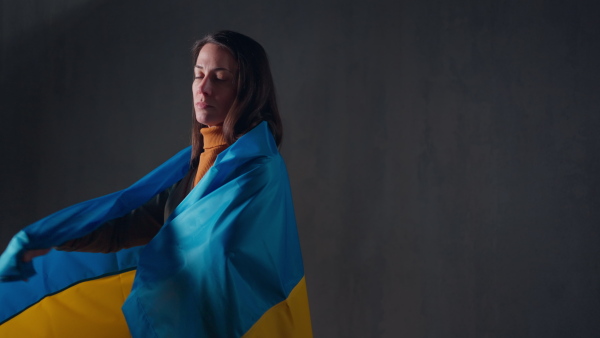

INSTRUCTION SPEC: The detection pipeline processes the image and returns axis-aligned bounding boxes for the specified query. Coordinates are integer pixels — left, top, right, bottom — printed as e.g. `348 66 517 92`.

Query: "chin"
195 112 209 125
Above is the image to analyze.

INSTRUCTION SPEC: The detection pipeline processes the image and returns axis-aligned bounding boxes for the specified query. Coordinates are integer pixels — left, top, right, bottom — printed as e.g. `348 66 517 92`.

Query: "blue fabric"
123 122 304 337
0 147 191 322
0 122 304 337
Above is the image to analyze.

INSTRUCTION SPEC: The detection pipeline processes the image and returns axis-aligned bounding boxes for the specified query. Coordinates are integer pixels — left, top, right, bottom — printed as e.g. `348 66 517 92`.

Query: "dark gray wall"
2 0 599 337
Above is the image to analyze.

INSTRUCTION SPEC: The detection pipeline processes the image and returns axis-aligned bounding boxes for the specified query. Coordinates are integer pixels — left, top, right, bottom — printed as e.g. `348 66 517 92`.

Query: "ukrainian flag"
0 122 312 337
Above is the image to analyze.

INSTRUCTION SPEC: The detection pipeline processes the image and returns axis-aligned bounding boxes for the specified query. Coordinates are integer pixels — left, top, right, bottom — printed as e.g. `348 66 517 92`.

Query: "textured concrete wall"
2 0 599 336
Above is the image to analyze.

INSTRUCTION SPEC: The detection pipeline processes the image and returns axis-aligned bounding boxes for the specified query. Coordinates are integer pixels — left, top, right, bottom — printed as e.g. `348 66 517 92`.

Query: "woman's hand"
22 248 51 262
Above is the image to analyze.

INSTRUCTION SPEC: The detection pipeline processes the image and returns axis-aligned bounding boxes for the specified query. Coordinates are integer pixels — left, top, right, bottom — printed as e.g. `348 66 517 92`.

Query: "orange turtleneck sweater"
193 126 228 186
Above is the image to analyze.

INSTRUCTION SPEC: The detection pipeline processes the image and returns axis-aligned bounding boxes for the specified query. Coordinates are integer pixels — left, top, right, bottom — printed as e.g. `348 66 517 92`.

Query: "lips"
195 102 211 109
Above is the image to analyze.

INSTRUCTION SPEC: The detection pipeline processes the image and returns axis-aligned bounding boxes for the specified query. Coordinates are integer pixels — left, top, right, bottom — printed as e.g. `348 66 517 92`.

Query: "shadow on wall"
1 0 110 45
1 0 112 249
0 0 199 249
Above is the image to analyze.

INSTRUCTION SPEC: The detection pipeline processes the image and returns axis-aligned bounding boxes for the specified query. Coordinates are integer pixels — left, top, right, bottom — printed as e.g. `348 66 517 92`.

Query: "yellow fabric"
193 126 228 186
0 270 135 338
243 277 313 338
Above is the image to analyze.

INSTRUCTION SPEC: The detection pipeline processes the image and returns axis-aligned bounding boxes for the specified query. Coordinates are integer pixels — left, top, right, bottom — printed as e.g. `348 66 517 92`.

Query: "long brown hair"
190 30 282 164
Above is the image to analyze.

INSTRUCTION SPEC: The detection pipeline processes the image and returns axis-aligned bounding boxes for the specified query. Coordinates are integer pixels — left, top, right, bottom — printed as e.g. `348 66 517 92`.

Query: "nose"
198 77 212 96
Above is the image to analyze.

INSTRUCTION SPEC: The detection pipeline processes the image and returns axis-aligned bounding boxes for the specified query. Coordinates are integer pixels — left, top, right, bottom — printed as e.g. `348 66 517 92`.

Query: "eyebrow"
194 65 234 73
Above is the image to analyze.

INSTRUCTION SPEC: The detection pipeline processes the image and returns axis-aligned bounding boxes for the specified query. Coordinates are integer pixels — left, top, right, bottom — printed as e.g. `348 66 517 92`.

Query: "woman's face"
192 43 237 126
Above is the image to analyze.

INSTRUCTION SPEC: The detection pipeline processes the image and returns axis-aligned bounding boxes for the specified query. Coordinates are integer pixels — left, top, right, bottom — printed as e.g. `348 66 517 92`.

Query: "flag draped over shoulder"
0 122 312 337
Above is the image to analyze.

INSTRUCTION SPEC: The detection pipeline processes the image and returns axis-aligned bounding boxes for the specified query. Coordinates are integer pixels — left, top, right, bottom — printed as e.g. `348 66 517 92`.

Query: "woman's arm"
55 187 172 253
55 167 195 254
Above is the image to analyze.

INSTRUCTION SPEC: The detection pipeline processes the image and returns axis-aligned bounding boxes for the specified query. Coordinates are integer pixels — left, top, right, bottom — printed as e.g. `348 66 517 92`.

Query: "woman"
0 31 312 337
